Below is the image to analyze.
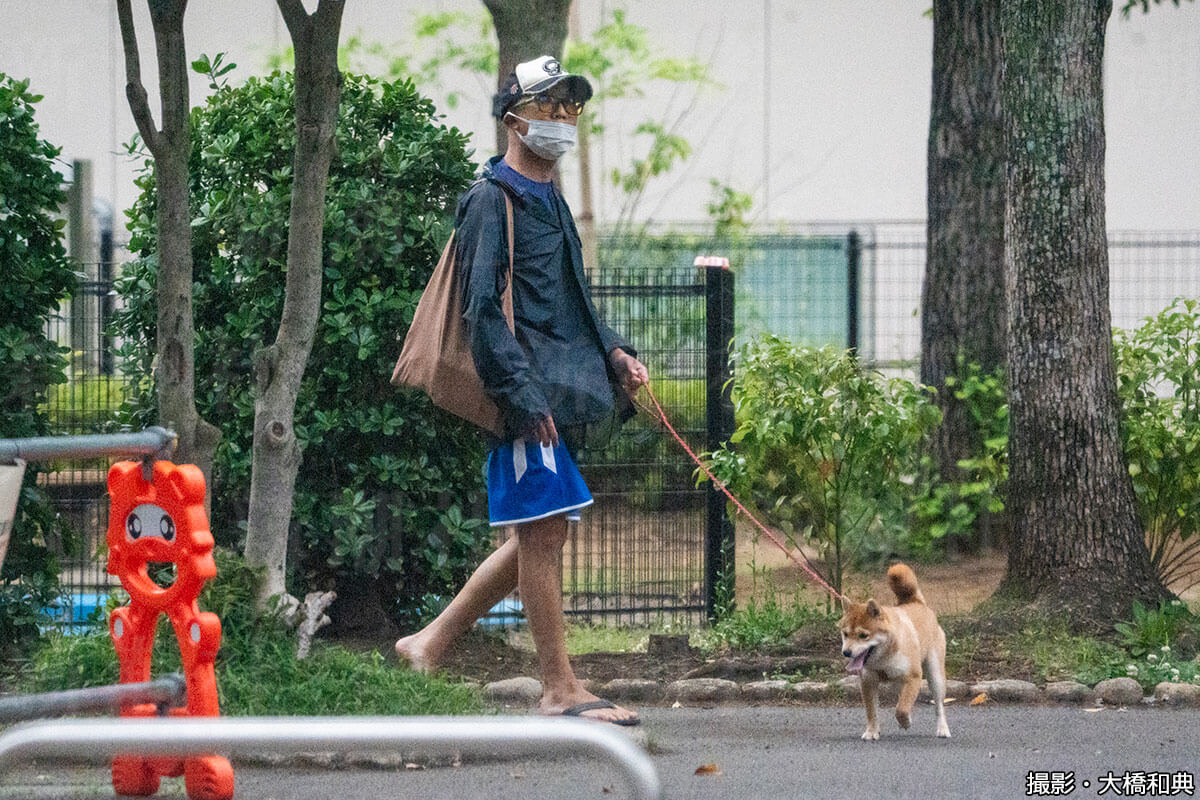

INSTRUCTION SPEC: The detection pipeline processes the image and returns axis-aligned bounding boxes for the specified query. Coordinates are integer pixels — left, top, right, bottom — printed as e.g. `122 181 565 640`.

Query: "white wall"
1 1 1196 234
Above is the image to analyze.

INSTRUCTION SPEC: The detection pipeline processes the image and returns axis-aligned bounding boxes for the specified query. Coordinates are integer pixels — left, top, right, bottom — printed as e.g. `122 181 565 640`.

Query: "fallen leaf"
970 692 989 705
694 763 722 776
602 786 614 794
943 697 957 704
1084 707 1105 713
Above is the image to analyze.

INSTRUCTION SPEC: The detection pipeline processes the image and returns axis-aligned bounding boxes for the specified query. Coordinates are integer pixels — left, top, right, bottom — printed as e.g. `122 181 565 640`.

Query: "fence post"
846 229 861 355
700 258 735 622
67 159 99 375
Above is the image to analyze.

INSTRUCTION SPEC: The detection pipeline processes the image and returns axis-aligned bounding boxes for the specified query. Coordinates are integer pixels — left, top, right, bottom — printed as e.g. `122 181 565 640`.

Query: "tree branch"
312 0 346 29
147 0 191 149
275 0 312 39
115 0 161 152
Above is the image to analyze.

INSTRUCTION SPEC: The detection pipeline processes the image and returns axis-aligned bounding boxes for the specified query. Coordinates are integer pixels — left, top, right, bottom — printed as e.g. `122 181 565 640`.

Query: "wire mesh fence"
35 277 129 629
863 225 1200 377
567 255 716 625
32 229 1200 630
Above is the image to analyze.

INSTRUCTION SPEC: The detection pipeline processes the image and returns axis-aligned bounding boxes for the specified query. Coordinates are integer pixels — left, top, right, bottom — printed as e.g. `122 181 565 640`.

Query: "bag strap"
501 190 515 333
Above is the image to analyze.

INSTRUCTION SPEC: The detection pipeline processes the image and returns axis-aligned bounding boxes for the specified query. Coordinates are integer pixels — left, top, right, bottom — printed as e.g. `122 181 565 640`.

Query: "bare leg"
395 532 518 673
517 515 637 724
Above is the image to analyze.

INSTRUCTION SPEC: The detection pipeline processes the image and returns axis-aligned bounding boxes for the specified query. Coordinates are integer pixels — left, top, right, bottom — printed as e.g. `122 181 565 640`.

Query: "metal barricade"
0 715 664 800
0 675 186 723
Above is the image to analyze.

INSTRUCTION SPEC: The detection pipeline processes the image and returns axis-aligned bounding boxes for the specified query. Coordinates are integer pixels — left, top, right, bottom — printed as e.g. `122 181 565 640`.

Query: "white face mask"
509 114 577 161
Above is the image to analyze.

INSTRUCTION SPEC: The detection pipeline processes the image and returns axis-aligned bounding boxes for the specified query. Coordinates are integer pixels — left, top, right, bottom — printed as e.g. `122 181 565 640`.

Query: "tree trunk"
117 0 220 496
483 0 571 155
243 0 345 605
569 1 600 278
999 0 1168 626
921 0 1007 550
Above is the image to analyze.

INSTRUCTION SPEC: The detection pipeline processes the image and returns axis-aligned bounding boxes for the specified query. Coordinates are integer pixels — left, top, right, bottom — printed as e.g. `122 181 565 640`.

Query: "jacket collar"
481 155 560 212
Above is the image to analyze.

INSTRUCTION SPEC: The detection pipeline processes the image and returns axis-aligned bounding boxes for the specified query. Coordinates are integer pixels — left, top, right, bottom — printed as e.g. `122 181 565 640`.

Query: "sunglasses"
512 93 585 117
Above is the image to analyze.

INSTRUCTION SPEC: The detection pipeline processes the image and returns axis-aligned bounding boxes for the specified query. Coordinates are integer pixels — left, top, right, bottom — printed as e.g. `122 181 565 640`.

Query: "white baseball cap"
493 55 594 118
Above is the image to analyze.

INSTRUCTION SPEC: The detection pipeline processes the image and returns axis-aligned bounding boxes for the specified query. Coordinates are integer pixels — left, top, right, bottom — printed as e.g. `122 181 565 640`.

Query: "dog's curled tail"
887 563 925 605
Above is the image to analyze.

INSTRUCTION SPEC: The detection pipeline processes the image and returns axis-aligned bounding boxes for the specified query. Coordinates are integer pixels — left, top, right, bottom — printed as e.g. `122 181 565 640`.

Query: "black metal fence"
862 225 1200 375
37 278 127 629
35 229 1200 629
566 256 734 625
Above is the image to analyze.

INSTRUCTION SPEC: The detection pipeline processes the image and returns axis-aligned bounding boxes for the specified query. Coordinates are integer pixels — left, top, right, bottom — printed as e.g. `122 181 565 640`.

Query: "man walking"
396 56 648 727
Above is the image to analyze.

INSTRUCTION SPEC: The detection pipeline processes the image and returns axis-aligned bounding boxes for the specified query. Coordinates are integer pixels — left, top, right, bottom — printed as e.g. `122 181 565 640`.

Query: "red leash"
634 383 846 603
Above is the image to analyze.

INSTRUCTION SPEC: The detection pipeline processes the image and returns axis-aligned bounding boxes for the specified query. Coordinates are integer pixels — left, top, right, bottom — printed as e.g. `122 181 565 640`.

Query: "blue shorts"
486 438 593 527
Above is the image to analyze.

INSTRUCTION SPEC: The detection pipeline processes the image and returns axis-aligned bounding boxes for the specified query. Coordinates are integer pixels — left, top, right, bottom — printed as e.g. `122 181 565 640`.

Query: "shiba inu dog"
839 563 951 740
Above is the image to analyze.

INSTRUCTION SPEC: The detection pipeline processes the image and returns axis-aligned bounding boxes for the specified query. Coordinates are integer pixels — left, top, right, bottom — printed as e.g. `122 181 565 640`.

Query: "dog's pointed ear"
866 599 881 617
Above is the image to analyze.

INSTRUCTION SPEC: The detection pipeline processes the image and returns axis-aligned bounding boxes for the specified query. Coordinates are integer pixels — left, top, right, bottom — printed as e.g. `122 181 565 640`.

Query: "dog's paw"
937 723 951 739
895 710 911 729
861 729 880 741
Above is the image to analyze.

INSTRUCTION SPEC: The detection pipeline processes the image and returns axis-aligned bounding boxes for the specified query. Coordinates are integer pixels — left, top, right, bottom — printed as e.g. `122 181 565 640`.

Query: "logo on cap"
543 59 562 76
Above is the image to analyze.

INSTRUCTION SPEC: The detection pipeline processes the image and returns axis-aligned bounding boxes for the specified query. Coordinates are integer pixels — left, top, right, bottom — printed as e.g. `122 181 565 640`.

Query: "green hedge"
0 73 77 654
111 71 487 625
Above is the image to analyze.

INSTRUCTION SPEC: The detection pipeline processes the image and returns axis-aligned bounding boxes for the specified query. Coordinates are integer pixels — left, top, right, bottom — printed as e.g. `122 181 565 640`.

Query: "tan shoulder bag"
391 191 515 437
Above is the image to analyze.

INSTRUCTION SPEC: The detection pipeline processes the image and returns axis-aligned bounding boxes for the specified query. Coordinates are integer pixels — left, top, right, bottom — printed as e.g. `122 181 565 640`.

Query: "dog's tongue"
846 650 869 675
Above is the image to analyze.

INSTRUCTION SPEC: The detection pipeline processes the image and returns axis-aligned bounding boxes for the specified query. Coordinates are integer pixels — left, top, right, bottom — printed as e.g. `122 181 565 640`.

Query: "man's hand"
609 349 650 396
526 414 559 448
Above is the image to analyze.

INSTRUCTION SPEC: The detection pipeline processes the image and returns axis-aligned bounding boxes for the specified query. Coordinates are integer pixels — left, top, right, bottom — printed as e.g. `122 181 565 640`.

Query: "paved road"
3 705 1197 799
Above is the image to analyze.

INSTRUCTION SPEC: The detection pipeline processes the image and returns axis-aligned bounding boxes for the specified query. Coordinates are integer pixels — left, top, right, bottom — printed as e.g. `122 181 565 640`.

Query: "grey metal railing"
0 715 663 800
0 426 176 466
0 674 186 723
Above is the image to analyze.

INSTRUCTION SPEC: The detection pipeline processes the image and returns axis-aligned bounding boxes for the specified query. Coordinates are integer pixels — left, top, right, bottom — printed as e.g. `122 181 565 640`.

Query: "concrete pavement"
2 705 1197 799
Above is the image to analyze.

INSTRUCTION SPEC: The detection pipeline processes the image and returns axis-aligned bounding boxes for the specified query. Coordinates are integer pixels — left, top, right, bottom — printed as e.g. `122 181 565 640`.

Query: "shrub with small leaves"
110 70 485 624
0 72 77 654
908 361 1009 554
1113 297 1200 593
705 337 941 595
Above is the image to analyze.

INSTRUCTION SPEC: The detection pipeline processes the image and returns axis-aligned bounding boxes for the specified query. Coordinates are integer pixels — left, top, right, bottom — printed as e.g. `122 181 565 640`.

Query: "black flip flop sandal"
560 699 641 727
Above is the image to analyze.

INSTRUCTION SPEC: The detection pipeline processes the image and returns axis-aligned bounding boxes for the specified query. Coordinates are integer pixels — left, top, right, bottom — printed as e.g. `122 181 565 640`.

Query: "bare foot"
540 690 639 725
394 634 437 674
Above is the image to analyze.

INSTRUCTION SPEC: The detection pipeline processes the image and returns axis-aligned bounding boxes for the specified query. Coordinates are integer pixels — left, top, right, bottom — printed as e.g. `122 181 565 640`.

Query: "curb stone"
1095 677 1144 706
742 680 795 702
478 674 1192 709
667 678 741 704
969 679 1040 703
792 681 836 702
1153 682 1200 707
1044 681 1096 704
484 676 542 706
599 678 665 703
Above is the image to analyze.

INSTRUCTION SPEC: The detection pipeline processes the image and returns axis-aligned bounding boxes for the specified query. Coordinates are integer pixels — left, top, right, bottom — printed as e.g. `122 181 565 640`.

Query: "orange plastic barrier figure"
106 460 234 800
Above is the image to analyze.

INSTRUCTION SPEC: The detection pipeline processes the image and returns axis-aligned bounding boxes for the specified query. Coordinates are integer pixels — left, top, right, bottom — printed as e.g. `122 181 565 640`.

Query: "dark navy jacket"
455 156 635 441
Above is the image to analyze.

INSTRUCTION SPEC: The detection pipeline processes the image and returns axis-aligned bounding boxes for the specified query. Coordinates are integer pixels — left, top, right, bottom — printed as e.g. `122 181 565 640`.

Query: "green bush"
0 72 77 654
1113 297 1200 593
706 336 941 594
110 71 486 624
908 361 1009 554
